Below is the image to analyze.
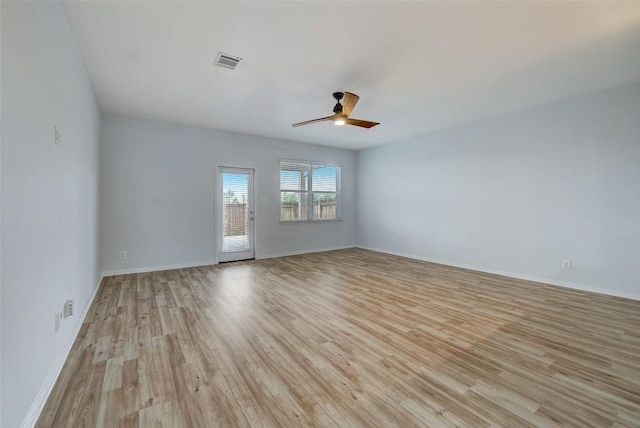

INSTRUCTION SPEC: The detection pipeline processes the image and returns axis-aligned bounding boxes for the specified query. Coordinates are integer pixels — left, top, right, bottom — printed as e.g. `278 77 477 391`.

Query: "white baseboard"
357 246 640 301
101 260 215 277
257 245 355 260
102 248 357 276
20 275 104 428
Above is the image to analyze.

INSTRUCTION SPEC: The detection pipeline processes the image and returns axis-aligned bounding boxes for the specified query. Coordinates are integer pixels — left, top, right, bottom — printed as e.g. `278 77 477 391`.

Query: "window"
280 160 341 221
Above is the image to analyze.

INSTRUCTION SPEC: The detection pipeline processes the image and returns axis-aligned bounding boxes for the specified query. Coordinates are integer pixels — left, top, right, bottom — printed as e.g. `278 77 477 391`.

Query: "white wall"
100 114 357 273
357 82 640 299
0 2 3 423
0 2 101 427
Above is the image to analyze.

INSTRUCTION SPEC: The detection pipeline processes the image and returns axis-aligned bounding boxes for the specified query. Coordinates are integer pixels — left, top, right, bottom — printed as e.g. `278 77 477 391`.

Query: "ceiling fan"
292 92 380 129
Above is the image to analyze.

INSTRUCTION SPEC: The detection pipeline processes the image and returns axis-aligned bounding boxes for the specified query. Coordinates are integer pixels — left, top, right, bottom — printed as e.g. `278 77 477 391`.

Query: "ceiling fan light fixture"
334 115 346 126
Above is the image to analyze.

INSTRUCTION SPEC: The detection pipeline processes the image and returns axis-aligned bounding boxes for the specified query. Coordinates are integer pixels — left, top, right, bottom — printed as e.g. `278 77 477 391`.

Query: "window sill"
280 219 343 224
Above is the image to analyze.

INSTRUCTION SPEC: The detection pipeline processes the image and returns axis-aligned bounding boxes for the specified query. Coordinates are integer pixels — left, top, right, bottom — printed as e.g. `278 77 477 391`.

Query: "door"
217 167 255 262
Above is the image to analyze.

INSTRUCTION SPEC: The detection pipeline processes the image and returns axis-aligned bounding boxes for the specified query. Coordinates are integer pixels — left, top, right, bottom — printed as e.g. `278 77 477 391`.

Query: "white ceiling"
63 1 640 150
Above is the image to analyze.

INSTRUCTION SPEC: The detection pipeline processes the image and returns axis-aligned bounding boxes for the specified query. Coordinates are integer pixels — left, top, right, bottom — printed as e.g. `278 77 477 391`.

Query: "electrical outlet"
64 299 74 318
562 260 572 270
55 313 61 332
54 126 62 145
119 251 127 260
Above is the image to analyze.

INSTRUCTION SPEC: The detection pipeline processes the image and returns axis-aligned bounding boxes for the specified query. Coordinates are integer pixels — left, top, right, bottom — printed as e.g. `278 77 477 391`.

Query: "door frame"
216 166 255 262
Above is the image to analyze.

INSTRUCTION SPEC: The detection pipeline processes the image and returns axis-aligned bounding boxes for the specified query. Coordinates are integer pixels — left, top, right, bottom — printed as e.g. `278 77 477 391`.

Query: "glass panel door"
218 167 254 262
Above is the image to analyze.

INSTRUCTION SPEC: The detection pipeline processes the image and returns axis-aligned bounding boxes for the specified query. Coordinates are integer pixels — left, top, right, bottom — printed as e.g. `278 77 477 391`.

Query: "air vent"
214 52 242 70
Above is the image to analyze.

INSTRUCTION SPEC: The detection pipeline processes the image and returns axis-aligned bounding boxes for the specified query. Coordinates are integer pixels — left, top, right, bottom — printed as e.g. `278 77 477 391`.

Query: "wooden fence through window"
281 201 336 221
225 200 337 233
223 203 247 236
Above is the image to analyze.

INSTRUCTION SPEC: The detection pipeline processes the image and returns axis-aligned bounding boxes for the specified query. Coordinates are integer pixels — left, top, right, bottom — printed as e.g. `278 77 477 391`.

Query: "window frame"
279 159 342 223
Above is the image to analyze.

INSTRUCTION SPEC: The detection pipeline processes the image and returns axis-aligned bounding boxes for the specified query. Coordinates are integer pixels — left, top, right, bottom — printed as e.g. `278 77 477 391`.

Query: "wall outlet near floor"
119 251 127 260
562 260 572 270
64 299 74 318
54 126 62 145
55 313 62 332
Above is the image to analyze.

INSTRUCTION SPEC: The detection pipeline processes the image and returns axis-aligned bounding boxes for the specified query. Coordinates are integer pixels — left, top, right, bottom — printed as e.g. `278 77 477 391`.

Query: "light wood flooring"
37 248 640 427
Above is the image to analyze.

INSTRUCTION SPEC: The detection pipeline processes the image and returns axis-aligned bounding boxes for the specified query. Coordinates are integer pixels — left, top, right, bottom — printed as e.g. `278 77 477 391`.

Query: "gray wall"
357 82 640 299
100 114 357 273
1 2 102 427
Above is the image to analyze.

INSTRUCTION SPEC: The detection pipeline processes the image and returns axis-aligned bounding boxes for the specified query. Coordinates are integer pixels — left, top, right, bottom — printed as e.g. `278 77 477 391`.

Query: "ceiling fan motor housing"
332 92 344 114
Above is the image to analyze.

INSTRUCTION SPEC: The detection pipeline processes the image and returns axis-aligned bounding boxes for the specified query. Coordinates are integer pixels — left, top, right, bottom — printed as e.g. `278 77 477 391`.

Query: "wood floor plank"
37 249 640 427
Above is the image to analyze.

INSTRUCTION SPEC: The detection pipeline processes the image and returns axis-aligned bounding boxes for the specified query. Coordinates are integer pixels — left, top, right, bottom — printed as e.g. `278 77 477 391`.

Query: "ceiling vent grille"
214 52 242 70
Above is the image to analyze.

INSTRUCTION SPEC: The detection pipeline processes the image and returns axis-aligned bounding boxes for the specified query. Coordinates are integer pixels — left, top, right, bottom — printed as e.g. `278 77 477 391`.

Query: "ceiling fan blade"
342 92 360 117
292 115 335 127
345 118 380 129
